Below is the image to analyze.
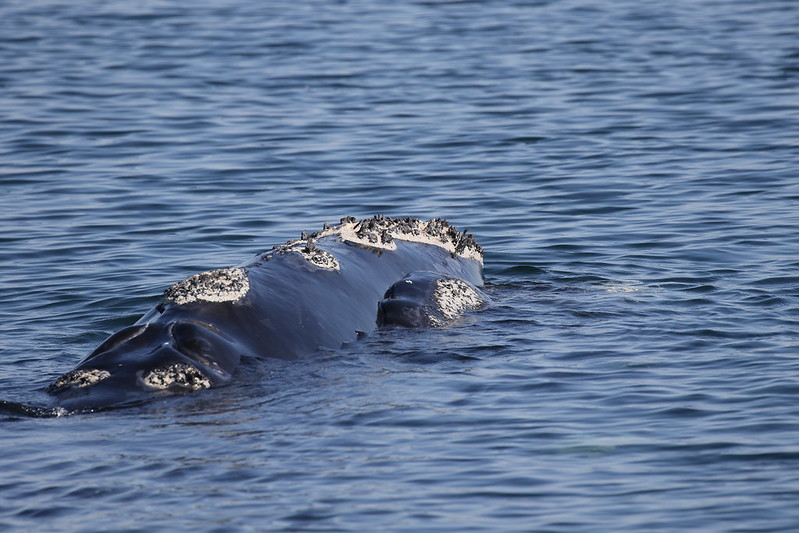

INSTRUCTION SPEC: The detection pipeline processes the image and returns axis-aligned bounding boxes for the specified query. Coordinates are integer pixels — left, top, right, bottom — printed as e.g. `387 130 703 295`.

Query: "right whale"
46 216 486 412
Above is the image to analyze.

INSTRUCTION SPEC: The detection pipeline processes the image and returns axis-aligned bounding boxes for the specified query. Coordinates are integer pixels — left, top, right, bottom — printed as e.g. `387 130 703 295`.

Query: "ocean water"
1 0 798 530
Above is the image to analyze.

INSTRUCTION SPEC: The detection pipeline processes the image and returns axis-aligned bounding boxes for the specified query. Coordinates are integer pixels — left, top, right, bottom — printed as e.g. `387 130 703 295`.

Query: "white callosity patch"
275 238 341 270
269 216 483 265
433 278 484 321
164 267 249 305
48 368 111 391
140 362 211 391
335 216 483 263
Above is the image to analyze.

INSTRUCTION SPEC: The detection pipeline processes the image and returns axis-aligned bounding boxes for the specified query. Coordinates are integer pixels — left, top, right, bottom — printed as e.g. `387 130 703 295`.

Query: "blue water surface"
1 0 798 531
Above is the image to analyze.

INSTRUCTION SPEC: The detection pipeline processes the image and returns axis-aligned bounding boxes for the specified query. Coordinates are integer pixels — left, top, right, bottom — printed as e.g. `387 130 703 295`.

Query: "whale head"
47 318 242 412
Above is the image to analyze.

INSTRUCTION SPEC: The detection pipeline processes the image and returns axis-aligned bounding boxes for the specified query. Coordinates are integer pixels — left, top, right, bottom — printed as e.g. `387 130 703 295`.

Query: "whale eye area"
170 321 217 363
176 337 211 359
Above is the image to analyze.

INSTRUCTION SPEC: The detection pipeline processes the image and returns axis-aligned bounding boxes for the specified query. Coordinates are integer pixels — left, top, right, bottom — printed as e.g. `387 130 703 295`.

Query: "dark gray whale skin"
46 216 484 412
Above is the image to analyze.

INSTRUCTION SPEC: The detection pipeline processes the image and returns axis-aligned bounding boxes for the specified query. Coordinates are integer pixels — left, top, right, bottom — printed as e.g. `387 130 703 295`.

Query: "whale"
45 216 486 412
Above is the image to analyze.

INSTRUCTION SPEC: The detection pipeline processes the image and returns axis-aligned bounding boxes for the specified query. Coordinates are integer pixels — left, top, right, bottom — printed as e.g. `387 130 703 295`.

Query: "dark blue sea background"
1 0 798 531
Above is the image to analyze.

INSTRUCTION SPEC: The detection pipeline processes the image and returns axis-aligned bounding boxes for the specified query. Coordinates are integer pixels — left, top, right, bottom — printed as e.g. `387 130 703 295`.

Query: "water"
1 0 797 530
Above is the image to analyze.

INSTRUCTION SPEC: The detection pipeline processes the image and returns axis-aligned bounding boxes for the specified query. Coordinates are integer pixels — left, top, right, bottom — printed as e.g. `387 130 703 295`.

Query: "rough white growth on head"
315 216 483 263
48 368 111 391
164 267 249 305
277 240 341 270
266 217 483 268
140 362 211 391
433 278 484 320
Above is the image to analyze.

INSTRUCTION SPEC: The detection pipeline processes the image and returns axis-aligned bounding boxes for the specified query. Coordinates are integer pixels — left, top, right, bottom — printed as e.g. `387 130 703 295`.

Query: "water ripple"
1 0 798 531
